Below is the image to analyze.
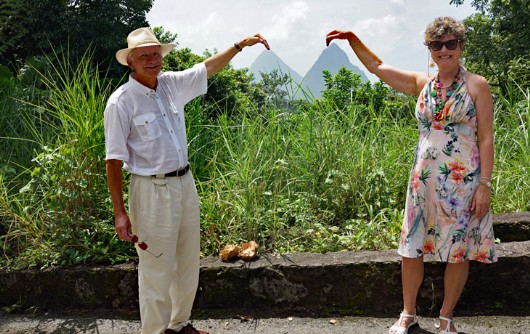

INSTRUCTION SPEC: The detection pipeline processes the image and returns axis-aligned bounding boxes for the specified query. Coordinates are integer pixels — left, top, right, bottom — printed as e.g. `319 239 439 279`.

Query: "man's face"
128 45 163 85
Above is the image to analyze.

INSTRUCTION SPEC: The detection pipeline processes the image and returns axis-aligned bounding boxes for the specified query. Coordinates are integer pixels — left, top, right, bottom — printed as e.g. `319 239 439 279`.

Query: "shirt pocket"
132 113 162 142
169 103 182 129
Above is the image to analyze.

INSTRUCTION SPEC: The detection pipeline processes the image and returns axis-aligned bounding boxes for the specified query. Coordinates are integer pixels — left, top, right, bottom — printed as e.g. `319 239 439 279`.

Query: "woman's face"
428 34 463 68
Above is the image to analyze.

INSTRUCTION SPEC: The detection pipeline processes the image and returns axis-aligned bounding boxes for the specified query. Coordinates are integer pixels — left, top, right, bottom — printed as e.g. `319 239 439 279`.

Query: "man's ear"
126 52 134 69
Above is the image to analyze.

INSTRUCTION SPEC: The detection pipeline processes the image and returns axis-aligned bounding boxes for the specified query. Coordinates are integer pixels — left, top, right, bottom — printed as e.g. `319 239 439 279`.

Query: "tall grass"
193 100 417 255
191 83 530 255
491 82 530 212
0 77 43 172
0 52 131 268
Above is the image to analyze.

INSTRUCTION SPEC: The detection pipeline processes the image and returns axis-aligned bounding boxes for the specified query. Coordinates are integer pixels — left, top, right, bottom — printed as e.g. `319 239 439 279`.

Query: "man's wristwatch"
234 43 243 52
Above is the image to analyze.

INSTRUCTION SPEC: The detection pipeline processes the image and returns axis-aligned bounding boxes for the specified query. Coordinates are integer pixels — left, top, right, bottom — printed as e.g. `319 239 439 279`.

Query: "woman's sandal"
437 316 458 334
388 312 419 334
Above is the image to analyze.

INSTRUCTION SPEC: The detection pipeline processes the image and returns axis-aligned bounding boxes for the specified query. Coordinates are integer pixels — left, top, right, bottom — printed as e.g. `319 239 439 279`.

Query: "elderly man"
104 27 269 334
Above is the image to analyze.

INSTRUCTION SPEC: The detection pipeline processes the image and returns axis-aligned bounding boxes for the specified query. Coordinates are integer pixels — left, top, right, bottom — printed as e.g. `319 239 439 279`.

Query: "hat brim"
116 43 175 66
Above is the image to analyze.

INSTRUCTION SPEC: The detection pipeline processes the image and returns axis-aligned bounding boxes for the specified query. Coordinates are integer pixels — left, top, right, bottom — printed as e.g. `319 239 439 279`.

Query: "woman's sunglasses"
426 39 462 51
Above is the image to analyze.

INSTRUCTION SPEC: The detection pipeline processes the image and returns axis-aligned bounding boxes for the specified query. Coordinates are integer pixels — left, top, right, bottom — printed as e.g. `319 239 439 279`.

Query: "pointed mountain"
302 43 368 98
249 50 303 84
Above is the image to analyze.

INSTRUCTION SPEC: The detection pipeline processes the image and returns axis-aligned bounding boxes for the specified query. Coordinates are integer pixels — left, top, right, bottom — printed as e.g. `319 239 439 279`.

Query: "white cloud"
190 12 221 41
265 2 310 40
354 15 402 38
276 1 309 23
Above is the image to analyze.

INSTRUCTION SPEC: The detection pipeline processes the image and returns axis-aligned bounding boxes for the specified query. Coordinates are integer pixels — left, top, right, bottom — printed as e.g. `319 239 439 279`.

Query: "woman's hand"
326 30 358 46
470 185 491 219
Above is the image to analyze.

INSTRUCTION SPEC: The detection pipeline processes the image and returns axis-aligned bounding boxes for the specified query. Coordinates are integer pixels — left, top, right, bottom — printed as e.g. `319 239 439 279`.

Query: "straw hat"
116 27 175 66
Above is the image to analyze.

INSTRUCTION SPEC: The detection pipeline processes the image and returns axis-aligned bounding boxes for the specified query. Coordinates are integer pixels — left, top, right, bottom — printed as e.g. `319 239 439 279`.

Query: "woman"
326 17 497 334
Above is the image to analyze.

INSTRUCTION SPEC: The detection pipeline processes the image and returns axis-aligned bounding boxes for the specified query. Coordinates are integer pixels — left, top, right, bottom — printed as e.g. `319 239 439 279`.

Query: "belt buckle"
154 174 166 179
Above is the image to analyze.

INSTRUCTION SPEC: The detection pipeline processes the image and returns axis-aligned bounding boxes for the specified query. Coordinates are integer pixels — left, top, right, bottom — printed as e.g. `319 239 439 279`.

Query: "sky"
146 0 477 81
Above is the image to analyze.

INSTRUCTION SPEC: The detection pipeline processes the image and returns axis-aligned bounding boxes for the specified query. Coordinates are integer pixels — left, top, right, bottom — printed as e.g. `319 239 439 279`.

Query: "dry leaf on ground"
239 241 259 260
219 244 240 261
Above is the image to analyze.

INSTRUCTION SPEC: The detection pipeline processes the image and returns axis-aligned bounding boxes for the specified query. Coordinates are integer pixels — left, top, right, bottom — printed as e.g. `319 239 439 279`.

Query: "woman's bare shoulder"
464 70 491 100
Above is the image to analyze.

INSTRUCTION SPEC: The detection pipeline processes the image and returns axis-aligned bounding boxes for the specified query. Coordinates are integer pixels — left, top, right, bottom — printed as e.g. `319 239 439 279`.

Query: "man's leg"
166 173 201 331
130 175 179 334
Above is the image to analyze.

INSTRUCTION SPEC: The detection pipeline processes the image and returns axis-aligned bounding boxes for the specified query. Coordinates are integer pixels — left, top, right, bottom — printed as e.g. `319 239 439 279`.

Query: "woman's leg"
390 257 424 332
439 259 469 332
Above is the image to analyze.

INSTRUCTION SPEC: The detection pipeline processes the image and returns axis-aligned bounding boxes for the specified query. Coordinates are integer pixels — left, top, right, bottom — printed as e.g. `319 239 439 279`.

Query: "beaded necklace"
431 69 461 121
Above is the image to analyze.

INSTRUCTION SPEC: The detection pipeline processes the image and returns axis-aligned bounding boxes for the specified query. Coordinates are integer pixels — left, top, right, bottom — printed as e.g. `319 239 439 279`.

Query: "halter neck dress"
398 67 497 263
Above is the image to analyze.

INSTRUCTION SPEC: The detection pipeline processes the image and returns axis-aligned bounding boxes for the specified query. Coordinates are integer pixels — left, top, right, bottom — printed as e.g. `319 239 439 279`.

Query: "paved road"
0 314 529 333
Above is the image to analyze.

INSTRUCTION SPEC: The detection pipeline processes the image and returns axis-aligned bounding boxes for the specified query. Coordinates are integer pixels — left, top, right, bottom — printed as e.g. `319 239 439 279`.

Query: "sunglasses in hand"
426 39 462 51
132 235 163 258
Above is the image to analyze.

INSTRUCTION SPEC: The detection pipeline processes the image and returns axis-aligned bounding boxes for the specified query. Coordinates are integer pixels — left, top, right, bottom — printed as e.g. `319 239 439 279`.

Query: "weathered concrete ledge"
1 212 529 318
196 240 530 317
493 211 530 242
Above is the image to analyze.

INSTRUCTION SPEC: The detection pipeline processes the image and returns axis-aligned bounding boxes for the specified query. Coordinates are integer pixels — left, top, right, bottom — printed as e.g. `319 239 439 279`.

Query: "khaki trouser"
129 172 200 334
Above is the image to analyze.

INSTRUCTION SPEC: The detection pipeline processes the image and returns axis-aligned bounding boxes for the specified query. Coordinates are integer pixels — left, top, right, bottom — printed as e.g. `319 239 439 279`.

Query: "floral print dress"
398 67 497 264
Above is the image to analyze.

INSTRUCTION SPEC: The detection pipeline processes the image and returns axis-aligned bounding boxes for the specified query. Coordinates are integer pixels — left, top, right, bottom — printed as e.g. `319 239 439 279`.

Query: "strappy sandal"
437 316 458 334
388 312 418 334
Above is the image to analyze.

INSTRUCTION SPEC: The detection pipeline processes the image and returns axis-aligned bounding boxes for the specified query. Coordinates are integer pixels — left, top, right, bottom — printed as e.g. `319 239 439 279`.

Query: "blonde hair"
424 17 465 43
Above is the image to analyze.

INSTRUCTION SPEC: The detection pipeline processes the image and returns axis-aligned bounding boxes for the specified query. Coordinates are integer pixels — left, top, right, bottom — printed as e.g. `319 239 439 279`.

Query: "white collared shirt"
104 63 207 176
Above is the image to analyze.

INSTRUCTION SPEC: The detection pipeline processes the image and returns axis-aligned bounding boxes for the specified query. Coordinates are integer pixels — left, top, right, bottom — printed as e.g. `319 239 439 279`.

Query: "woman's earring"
427 52 435 76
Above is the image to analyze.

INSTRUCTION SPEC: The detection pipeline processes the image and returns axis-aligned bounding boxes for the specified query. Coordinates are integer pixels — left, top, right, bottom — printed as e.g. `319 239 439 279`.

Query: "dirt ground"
0 314 529 334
